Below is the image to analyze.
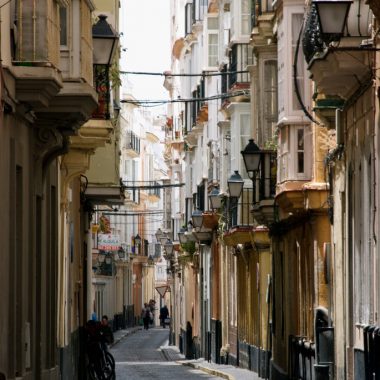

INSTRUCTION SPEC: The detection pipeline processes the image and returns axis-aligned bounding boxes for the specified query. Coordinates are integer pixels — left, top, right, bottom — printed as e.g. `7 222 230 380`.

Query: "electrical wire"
122 182 185 189
120 70 249 77
120 90 250 106
293 20 320 125
101 211 164 216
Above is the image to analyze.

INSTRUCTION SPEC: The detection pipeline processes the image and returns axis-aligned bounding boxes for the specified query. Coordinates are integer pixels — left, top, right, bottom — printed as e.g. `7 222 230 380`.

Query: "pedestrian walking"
159 305 169 328
149 299 156 325
142 303 152 330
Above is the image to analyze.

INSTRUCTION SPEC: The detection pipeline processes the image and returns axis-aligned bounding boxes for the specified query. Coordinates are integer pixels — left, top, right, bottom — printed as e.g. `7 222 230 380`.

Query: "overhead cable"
120 70 249 77
120 90 250 106
122 182 185 189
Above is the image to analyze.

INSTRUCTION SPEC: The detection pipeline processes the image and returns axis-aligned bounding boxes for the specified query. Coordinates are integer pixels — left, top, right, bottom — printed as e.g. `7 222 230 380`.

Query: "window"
193 0 208 23
262 60 278 143
229 44 253 87
185 3 193 35
229 104 250 176
278 126 289 182
277 22 285 118
231 0 252 40
207 17 219 67
296 128 304 173
240 114 251 179
60 6 68 47
241 0 251 35
278 125 311 182
291 14 304 112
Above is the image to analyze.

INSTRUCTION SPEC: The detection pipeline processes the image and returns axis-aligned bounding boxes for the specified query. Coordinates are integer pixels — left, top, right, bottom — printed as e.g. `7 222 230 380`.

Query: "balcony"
228 44 253 91
250 0 275 49
222 188 255 246
123 131 140 157
184 0 208 36
303 2 373 102
252 151 277 225
9 1 97 133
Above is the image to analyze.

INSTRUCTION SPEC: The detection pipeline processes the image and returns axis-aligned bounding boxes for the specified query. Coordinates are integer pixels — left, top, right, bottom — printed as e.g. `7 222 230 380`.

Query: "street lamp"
105 254 112 265
227 171 244 199
98 252 106 263
117 248 125 259
164 239 174 256
191 209 204 229
92 15 119 120
147 255 154 265
241 139 261 178
92 15 119 66
208 187 222 210
134 234 141 246
241 139 262 205
313 0 353 43
160 233 168 245
155 228 163 242
178 227 188 244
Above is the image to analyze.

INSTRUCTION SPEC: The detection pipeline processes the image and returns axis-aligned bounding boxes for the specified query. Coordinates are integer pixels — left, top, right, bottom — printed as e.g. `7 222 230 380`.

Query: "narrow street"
110 327 224 379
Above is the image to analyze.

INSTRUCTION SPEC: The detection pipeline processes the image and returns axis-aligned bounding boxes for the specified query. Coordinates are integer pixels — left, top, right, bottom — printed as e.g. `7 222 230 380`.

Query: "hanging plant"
178 253 194 266
109 63 122 89
180 240 196 255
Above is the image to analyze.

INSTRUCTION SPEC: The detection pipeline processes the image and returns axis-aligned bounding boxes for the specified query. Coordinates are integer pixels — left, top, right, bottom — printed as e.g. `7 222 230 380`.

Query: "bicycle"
86 321 115 380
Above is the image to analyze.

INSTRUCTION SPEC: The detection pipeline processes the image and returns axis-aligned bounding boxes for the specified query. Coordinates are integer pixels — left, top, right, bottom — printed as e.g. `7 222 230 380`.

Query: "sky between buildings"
120 0 171 112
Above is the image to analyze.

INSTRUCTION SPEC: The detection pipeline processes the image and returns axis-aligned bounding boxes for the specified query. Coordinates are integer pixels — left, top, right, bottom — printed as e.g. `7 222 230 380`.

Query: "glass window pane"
60 7 67 46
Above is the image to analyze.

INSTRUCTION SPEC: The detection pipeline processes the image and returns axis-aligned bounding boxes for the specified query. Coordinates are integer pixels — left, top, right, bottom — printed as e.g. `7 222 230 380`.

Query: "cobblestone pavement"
109 326 225 379
110 327 259 380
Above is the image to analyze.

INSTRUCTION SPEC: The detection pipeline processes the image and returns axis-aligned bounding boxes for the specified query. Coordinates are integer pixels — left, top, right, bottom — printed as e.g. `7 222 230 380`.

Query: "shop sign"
98 234 120 251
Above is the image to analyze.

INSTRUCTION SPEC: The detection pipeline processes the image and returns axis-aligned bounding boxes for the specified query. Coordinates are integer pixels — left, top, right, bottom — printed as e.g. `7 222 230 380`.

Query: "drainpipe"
87 227 93 321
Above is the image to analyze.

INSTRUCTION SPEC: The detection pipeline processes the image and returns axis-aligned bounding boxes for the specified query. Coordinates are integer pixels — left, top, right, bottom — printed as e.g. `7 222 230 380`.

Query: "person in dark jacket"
100 315 114 345
142 303 152 330
159 305 169 328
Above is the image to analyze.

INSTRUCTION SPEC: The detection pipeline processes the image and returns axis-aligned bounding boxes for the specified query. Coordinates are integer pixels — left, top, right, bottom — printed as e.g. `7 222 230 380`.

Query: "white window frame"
230 0 251 43
205 15 219 69
278 125 289 182
228 103 251 182
278 124 311 182
260 58 278 144
277 6 311 124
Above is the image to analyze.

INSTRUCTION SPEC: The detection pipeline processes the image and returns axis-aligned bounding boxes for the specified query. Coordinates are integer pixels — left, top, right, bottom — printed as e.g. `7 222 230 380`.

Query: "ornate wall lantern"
191 209 204 229
241 139 261 205
241 139 261 177
178 227 188 244
227 171 244 199
208 186 222 210
92 15 119 119
313 0 353 43
155 228 163 242
164 239 174 257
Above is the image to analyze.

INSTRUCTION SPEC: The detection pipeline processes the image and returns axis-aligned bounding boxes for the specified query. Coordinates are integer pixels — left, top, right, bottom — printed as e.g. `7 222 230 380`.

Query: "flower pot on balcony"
202 212 219 229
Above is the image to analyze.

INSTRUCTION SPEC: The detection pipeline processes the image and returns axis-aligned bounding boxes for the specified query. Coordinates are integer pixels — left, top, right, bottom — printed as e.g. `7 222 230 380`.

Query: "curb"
180 361 235 380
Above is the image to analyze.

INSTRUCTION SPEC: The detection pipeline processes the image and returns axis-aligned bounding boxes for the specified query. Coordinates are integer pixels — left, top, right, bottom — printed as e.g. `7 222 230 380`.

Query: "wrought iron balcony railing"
228 44 254 89
221 188 255 231
124 131 141 154
251 0 274 28
255 151 277 204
